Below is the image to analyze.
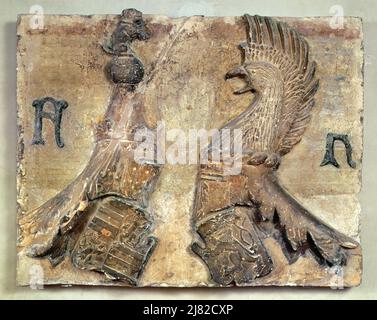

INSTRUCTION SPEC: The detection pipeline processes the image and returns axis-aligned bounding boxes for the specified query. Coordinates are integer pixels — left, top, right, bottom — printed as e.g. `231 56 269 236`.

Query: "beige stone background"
15 13 363 287
1 0 376 299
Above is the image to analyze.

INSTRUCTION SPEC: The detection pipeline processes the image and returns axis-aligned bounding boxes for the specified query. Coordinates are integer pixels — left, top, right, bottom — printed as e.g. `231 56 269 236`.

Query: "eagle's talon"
246 151 280 169
247 152 268 165
264 153 281 169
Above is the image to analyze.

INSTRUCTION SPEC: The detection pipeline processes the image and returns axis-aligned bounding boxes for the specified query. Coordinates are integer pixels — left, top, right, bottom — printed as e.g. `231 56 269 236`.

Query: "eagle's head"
225 58 281 95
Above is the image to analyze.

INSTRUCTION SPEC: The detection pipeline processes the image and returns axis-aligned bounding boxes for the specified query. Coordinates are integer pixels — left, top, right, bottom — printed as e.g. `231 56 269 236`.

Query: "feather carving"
225 15 319 158
192 15 359 285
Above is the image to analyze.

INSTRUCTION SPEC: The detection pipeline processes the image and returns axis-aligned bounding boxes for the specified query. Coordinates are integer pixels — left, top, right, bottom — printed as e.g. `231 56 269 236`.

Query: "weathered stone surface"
16 13 363 287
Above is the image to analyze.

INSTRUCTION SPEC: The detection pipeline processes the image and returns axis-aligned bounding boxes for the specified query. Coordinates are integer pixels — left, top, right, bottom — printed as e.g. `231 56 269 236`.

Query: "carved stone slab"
17 11 363 287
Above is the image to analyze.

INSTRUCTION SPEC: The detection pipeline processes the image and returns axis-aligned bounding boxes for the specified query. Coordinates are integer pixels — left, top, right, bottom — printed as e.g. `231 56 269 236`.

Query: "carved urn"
108 54 145 85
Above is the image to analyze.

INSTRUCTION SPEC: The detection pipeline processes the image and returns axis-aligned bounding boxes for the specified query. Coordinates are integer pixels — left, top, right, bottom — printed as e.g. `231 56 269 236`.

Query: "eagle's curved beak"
225 65 254 94
225 65 245 79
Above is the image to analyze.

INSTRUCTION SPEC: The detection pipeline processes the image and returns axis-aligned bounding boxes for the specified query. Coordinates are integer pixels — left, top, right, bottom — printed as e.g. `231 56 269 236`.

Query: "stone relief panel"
17 9 363 287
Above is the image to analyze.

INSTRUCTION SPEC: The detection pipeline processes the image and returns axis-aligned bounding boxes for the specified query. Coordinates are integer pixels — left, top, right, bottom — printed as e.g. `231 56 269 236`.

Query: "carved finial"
103 9 150 87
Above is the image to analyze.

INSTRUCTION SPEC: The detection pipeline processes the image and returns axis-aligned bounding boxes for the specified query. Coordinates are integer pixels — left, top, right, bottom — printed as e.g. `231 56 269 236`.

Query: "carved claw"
245 165 359 266
248 152 268 165
246 151 281 170
264 154 281 169
276 205 357 266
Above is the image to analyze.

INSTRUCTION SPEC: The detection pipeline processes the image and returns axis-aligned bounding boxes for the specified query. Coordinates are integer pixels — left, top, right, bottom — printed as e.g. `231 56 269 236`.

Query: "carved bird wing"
225 16 359 268
242 15 320 156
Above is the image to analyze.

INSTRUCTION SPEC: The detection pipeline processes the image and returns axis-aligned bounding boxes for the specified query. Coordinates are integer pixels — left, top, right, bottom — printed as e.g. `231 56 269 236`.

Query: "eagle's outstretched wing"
243 14 319 156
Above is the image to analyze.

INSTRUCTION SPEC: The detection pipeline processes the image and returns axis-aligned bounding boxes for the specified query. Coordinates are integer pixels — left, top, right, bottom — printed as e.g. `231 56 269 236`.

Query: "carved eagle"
224 14 319 168
226 15 359 264
192 15 359 286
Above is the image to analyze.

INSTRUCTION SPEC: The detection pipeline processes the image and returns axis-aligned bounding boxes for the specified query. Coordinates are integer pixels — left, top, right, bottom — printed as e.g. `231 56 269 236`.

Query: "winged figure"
18 11 359 287
191 14 359 285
